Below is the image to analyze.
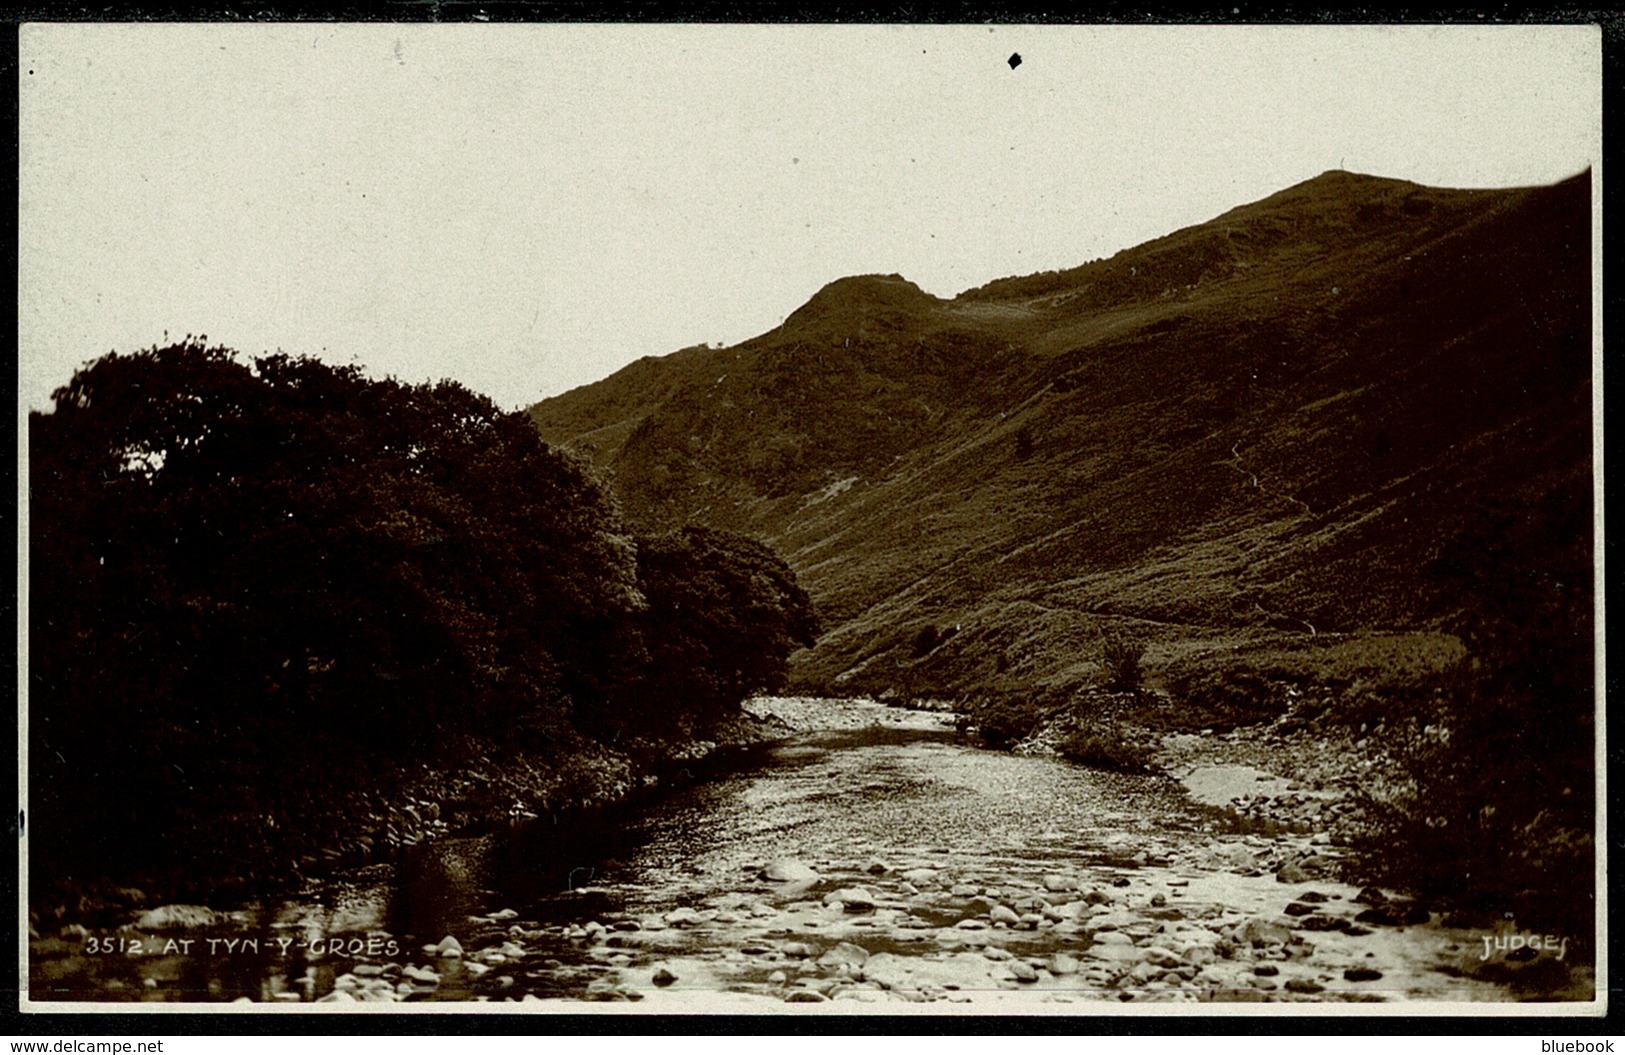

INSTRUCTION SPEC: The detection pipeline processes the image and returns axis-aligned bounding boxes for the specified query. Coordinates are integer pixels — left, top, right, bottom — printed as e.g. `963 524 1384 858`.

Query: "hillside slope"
531 170 1592 696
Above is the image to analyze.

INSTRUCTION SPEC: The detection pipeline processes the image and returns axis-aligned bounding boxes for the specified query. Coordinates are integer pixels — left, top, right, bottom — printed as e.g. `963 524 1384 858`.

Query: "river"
29 697 1548 1009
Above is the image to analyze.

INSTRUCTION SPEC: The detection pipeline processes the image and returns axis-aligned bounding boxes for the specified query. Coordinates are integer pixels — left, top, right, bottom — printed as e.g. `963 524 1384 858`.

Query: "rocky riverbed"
27 698 1592 1008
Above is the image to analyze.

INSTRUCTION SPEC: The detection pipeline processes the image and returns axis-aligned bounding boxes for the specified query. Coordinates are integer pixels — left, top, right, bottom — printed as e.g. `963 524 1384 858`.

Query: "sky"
18 23 1601 413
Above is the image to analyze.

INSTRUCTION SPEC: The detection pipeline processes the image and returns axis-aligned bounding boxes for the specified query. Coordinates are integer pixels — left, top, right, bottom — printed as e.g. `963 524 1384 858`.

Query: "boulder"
764 859 820 883
816 941 871 968
435 935 464 958
1049 952 1081 975
1238 918 1295 946
1296 915 1350 932
824 887 877 912
652 967 678 987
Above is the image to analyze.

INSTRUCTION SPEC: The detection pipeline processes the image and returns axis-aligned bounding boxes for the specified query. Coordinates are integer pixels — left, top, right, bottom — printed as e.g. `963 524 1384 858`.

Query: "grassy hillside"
531 169 1592 699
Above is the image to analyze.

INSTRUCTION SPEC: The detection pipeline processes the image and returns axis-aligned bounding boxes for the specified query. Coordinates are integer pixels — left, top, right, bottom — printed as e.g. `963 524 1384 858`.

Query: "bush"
963 692 1045 748
1100 629 1146 693
1056 722 1158 774
1347 485 1594 941
1168 665 1292 729
910 624 943 657
1345 662 1594 940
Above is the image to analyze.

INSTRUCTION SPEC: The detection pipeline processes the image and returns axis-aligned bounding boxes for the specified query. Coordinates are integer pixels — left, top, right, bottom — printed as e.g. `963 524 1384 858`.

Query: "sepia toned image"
18 22 1602 1014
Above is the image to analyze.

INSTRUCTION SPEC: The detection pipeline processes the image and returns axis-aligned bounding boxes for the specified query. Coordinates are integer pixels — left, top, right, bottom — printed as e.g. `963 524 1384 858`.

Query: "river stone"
352 963 386 977
1298 891 1331 903
816 941 870 968
1344 967 1383 982
135 905 218 930
652 967 678 987
1083 889 1114 906
1283 901 1319 917
403 965 439 985
953 919 989 931
785 989 828 1003
1091 930 1134 946
1144 946 1181 968
1285 978 1326 994
663 907 702 927
901 868 940 886
1049 952 1081 975
1238 919 1295 946
990 905 1020 925
436 935 464 958
982 945 1012 960
1276 854 1337 884
317 989 357 1003
950 884 980 897
863 951 992 991
1086 944 1144 967
1296 915 1350 933
1008 960 1039 983
824 887 877 912
764 859 820 883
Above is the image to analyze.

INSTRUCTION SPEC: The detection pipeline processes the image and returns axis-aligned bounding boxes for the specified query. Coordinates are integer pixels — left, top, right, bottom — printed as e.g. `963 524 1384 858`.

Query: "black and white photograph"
18 21 1603 1014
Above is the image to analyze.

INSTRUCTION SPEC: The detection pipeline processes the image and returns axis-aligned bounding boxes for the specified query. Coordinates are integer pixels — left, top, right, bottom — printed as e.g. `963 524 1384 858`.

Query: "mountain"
530 170 1593 696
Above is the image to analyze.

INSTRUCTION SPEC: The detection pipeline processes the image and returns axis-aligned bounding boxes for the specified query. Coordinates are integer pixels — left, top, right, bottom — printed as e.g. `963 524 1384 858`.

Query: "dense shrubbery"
960 690 1049 748
1167 666 1294 730
590 525 818 743
29 344 816 890
1055 721 1158 774
1347 485 1594 938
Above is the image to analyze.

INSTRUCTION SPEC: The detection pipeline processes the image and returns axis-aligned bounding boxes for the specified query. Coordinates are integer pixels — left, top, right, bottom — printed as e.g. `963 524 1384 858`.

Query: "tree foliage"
589 526 819 741
29 344 816 886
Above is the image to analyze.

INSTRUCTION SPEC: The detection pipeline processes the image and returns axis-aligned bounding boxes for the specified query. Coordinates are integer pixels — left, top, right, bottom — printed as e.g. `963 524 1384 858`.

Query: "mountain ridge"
531 168 1592 696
